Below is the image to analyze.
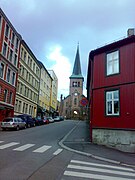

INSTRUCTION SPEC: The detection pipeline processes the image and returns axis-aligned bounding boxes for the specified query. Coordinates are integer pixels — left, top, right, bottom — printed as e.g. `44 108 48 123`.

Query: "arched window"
78 82 80 87
72 81 74 87
74 98 77 105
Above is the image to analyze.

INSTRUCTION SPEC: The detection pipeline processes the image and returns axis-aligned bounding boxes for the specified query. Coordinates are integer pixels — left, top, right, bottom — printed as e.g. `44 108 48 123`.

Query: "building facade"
87 30 135 152
14 40 40 118
60 45 87 120
0 8 21 121
37 61 53 117
48 70 58 116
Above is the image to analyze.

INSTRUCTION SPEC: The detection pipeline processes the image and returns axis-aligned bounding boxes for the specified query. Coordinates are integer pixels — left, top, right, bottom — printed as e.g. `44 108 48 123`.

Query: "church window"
74 98 77 105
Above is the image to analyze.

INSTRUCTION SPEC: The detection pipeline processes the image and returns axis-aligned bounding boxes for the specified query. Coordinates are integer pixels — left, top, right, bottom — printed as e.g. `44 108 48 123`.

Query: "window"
2 43 7 56
9 49 13 62
14 54 17 66
0 63 4 78
74 98 77 105
24 51 26 61
106 50 119 76
7 68 11 82
4 89 8 102
9 92 13 104
16 38 19 49
11 72 15 85
0 16 2 29
106 90 120 116
11 33 15 44
5 24 9 37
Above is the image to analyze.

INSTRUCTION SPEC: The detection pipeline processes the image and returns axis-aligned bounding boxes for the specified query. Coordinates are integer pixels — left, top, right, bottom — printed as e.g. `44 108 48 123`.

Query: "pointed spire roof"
70 43 84 79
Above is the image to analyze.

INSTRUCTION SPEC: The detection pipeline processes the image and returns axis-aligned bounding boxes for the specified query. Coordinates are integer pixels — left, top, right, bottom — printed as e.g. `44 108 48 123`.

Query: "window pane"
114 101 119 114
107 50 119 75
107 101 112 114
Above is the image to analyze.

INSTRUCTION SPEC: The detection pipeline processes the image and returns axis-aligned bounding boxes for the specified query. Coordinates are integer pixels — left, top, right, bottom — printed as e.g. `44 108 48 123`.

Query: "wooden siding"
93 42 135 89
92 83 135 129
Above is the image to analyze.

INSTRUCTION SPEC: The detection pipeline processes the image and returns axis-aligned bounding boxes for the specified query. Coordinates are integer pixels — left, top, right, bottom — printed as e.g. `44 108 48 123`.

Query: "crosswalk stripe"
13 144 35 151
71 160 134 172
33 145 51 153
53 148 63 155
67 164 135 177
0 141 4 143
64 170 135 180
0 142 19 149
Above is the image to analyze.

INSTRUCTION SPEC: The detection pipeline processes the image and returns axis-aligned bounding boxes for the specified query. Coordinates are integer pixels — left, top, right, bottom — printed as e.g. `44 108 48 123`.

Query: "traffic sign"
80 98 88 106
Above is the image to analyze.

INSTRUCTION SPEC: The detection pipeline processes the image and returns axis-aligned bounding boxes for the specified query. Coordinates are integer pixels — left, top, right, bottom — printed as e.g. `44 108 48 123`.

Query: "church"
59 45 87 120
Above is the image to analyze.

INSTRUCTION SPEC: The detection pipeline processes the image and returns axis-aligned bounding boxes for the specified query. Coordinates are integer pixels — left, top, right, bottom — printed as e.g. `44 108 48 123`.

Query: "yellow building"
14 40 40 117
48 70 58 115
37 61 52 117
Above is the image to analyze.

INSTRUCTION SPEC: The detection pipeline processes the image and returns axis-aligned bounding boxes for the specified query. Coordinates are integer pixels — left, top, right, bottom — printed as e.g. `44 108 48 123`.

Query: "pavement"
59 120 135 168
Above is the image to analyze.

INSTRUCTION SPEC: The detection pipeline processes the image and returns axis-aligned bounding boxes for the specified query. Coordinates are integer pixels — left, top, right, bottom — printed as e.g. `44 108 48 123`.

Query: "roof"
89 35 135 60
70 44 83 79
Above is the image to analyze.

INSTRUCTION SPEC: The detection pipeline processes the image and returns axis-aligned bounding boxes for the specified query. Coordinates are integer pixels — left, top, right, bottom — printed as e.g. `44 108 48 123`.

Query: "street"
0 120 135 180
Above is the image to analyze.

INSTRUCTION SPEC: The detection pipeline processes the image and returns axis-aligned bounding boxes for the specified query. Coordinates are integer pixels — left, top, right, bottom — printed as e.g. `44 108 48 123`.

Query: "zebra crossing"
63 159 135 180
0 141 63 155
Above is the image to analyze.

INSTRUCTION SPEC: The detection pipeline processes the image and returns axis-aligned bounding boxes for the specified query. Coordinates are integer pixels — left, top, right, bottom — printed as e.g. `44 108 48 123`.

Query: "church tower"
69 44 84 119
59 44 86 120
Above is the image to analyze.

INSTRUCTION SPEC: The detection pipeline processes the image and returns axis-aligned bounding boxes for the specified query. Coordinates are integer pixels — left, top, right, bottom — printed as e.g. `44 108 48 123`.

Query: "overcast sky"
1 0 135 100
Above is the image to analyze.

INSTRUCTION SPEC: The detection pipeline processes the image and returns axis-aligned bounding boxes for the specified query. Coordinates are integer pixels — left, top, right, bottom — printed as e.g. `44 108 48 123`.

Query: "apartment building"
48 70 58 116
37 61 52 117
0 8 21 121
14 40 40 117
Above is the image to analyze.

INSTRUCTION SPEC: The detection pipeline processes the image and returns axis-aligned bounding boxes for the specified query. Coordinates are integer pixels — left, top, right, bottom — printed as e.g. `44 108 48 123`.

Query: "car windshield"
3 119 13 122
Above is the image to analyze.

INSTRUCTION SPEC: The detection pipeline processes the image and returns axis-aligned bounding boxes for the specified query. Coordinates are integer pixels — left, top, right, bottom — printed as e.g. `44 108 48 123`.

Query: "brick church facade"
59 45 87 120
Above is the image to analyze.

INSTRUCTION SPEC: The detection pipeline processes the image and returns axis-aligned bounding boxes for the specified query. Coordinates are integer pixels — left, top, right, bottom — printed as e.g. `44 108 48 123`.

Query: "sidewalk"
59 120 135 168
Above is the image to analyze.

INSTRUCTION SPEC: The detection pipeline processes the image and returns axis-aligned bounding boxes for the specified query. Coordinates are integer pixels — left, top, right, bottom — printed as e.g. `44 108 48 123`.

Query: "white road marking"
71 160 134 172
67 164 135 177
0 141 4 143
33 145 51 153
13 144 35 151
53 148 63 155
0 142 19 149
64 171 135 180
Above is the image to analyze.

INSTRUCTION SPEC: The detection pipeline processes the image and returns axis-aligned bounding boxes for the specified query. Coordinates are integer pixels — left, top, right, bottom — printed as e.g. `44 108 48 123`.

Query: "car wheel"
33 123 36 127
16 126 19 131
2 128 6 131
24 125 27 129
28 124 31 128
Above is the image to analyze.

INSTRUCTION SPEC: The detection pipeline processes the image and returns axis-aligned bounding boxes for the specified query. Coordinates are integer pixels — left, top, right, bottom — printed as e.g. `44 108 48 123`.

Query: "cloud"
46 45 72 99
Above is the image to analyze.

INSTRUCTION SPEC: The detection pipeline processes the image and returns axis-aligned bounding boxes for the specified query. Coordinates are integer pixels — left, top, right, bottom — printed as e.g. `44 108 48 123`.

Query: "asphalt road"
0 120 78 180
0 120 135 180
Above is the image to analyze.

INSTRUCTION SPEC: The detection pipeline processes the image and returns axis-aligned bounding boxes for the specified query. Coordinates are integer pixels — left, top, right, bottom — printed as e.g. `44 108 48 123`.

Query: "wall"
93 129 135 153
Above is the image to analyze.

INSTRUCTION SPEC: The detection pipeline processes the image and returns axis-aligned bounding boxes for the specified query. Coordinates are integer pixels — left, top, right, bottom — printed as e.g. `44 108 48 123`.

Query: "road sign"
80 98 88 106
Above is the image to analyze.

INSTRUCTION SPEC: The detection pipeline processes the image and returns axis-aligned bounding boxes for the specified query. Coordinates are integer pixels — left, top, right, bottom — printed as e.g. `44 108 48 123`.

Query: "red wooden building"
0 8 21 121
87 30 135 152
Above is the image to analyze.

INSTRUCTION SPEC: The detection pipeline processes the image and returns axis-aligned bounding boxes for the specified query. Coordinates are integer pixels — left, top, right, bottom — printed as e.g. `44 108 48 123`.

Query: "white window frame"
0 62 5 79
106 90 120 116
106 50 119 76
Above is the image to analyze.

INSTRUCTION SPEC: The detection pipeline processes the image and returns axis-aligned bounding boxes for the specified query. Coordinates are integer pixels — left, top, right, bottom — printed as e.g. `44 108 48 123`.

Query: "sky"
1 0 135 100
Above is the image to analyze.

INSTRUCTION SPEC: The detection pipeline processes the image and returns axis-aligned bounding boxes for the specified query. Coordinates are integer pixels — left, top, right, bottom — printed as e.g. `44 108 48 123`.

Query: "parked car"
47 117 54 123
1 117 26 131
53 116 61 122
42 117 49 124
16 114 35 128
33 116 44 126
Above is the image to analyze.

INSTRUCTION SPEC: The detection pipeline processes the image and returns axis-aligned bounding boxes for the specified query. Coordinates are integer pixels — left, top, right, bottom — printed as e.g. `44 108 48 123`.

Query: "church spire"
70 43 83 79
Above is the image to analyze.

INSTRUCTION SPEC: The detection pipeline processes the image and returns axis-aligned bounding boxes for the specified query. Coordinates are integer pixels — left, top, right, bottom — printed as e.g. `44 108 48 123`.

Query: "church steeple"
70 43 83 79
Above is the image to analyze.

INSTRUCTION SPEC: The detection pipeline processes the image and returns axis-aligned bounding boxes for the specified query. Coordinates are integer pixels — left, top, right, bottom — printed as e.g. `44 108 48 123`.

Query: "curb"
59 122 135 169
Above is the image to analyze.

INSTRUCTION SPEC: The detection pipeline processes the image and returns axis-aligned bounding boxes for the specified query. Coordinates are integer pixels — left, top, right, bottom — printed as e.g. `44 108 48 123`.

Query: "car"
33 116 44 126
42 117 49 124
1 117 26 131
16 114 35 128
47 117 54 123
53 116 61 122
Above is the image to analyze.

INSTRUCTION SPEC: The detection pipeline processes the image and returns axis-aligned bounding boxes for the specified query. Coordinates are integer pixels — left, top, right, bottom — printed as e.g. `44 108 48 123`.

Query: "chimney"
127 28 135 37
